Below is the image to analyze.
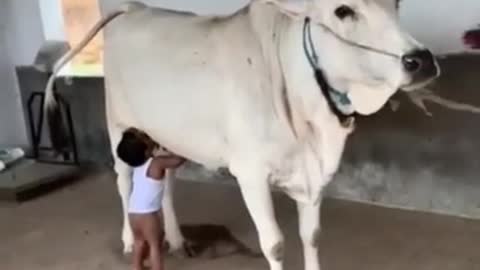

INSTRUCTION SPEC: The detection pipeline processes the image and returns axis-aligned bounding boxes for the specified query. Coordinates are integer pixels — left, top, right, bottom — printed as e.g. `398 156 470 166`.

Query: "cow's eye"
335 5 355 20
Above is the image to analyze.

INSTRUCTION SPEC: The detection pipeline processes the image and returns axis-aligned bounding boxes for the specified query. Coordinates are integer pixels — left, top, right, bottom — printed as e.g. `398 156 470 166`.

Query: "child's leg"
143 213 165 270
149 242 164 270
130 214 148 270
132 239 147 270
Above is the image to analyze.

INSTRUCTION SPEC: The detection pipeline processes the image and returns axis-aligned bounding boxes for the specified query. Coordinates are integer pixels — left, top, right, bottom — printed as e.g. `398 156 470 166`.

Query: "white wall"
39 0 66 41
0 6 22 147
5 0 46 66
0 0 44 146
400 0 480 54
0 0 45 147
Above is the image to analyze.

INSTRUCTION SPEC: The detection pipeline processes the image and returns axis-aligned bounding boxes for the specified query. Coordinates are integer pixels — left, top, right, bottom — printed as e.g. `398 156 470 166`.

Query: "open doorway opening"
60 0 103 76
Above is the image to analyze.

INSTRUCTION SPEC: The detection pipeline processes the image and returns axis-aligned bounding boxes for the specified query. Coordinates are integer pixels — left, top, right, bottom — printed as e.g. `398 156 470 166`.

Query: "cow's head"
261 0 440 115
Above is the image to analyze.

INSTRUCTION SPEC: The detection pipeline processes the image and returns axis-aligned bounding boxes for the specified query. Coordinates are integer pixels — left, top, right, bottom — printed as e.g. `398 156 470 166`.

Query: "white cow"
44 1 439 269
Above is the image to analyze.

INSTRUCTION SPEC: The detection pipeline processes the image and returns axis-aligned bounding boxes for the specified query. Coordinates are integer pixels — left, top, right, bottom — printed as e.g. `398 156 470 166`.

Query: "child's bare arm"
147 155 186 180
156 156 185 168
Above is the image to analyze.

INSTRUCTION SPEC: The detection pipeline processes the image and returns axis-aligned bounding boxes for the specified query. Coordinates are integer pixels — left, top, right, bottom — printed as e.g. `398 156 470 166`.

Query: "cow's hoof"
122 229 134 254
123 244 133 254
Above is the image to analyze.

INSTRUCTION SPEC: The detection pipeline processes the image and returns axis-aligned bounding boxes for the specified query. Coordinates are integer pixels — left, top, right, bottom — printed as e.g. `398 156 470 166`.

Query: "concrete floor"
1 171 480 270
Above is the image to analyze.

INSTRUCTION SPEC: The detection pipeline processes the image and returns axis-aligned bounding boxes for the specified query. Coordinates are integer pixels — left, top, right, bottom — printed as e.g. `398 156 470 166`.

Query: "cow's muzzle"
402 49 440 84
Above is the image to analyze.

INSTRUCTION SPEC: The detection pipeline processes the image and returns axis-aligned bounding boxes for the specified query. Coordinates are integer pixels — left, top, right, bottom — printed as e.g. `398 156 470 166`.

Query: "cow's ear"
259 0 310 18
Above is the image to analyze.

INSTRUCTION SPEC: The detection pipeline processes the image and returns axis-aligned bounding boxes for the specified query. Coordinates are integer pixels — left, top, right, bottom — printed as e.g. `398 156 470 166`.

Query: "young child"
116 128 185 270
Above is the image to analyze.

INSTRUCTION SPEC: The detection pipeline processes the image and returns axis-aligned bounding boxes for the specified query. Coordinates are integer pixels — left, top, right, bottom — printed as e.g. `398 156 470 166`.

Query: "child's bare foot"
132 239 147 270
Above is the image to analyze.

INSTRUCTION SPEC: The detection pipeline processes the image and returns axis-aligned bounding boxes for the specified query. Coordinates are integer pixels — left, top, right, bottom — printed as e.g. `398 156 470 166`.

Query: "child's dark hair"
116 129 149 167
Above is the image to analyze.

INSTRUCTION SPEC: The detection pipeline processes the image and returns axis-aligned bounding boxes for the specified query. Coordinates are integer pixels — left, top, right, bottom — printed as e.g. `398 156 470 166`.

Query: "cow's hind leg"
297 200 322 270
235 169 284 270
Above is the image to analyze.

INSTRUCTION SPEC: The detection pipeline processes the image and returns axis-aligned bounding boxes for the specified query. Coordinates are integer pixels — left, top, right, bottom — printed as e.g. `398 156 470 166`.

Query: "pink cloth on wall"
463 26 480 49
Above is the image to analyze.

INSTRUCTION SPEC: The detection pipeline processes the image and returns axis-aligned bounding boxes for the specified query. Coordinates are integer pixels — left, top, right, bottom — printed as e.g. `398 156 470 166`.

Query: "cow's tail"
44 2 146 153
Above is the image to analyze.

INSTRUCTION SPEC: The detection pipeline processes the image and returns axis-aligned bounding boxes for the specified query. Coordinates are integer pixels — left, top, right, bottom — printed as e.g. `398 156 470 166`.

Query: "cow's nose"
402 49 435 73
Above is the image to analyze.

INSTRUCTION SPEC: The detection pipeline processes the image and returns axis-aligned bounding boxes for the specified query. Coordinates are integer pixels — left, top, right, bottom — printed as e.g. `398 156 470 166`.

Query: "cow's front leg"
114 161 134 254
237 172 284 270
162 169 196 257
297 199 322 270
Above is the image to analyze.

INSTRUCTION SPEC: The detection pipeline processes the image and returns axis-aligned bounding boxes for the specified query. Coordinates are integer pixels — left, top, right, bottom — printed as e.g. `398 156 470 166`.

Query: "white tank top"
128 158 165 214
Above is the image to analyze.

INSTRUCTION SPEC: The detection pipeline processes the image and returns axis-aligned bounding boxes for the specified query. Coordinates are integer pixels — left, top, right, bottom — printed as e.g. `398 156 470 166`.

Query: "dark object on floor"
177 224 263 259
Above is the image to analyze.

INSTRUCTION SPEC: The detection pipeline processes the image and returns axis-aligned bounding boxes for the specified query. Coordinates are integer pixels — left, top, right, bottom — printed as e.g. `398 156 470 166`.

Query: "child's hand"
169 156 186 168
159 148 186 166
